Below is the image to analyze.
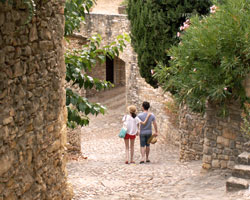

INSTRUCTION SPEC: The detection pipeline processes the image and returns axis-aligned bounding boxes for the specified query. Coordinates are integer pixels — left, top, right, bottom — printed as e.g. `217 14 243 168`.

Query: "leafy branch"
65 33 130 127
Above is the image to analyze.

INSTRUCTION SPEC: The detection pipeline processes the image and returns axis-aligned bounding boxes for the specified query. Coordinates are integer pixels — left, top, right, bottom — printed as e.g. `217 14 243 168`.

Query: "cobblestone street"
67 89 250 200
67 2 250 199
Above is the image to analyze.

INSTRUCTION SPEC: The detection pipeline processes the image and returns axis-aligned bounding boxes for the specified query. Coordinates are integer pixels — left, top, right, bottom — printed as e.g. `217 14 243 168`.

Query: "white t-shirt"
122 114 141 135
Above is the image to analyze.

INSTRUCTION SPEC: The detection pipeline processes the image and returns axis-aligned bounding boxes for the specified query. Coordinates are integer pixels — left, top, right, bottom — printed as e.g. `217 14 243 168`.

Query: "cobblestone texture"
67 95 250 200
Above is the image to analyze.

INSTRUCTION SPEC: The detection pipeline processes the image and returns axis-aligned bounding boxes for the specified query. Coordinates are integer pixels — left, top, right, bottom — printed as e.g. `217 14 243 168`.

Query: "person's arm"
136 124 140 136
140 113 151 125
153 120 158 136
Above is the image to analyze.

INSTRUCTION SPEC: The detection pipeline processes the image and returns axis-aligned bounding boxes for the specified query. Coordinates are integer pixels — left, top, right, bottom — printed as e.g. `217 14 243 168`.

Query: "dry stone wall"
202 102 248 170
0 0 72 199
179 106 205 161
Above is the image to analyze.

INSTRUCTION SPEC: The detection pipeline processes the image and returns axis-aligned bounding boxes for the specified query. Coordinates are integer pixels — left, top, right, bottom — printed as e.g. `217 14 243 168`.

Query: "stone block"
226 177 249 191
233 164 250 179
0 152 14 176
192 144 203 152
223 148 233 156
218 155 229 160
13 61 24 77
222 128 237 140
205 132 217 140
203 155 212 163
203 146 213 155
39 41 53 51
238 152 250 165
210 141 217 147
229 140 235 149
0 50 4 64
49 140 61 153
3 117 13 125
29 24 38 42
217 136 229 147
220 160 228 169
227 161 235 169
212 160 220 168
202 163 211 169
0 88 7 99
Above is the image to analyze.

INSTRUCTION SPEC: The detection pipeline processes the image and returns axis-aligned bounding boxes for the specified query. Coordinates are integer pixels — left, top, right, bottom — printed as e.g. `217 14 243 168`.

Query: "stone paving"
67 2 250 199
66 94 250 200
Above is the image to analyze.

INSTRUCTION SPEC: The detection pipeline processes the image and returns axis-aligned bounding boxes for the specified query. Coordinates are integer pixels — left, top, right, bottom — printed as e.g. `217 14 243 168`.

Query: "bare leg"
130 139 135 162
146 146 150 161
124 139 129 163
140 146 146 162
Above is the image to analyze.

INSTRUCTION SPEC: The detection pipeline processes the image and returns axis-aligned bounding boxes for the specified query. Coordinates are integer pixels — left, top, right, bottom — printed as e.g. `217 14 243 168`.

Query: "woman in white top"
122 105 151 164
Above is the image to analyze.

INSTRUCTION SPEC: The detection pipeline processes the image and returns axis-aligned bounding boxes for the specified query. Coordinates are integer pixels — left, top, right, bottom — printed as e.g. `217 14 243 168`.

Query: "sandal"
139 161 144 164
146 160 150 163
125 161 129 164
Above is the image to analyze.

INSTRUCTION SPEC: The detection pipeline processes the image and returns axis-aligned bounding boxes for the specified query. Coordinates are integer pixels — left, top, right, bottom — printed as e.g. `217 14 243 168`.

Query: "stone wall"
64 34 87 154
179 106 205 161
0 1 72 199
85 56 125 97
202 102 248 170
81 13 133 97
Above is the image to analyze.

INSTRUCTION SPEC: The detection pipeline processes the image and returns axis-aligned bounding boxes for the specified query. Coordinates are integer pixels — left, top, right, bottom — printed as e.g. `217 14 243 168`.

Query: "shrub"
155 0 250 114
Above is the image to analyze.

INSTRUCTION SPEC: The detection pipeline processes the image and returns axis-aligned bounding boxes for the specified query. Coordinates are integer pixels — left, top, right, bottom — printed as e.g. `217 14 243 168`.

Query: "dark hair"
131 112 136 118
142 101 150 110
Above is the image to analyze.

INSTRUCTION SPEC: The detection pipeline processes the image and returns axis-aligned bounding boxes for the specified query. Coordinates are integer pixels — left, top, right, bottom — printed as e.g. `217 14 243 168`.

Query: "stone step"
238 152 250 165
226 176 249 191
232 164 250 179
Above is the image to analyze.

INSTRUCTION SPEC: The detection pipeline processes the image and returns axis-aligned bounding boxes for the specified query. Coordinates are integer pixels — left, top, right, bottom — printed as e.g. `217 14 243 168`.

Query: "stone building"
0 0 72 199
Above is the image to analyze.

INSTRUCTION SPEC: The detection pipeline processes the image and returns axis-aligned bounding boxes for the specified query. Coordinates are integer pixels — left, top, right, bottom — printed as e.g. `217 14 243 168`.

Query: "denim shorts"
140 134 152 147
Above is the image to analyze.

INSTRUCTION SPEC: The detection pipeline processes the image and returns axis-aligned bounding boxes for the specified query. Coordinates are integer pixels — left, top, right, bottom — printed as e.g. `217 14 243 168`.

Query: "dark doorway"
106 55 114 83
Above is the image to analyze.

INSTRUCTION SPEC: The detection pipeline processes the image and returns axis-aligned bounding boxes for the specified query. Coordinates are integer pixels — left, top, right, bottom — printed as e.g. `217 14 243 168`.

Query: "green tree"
127 0 212 87
155 0 250 114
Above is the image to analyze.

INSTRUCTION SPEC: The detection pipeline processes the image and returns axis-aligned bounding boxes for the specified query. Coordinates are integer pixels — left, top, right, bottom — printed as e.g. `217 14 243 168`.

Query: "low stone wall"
179 106 205 161
202 102 248 170
0 1 72 199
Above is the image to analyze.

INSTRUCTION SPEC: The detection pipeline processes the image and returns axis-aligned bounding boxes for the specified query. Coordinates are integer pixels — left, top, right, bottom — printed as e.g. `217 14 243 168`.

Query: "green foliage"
65 34 130 128
64 0 130 128
64 0 96 36
66 88 106 128
155 0 250 114
127 0 212 88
